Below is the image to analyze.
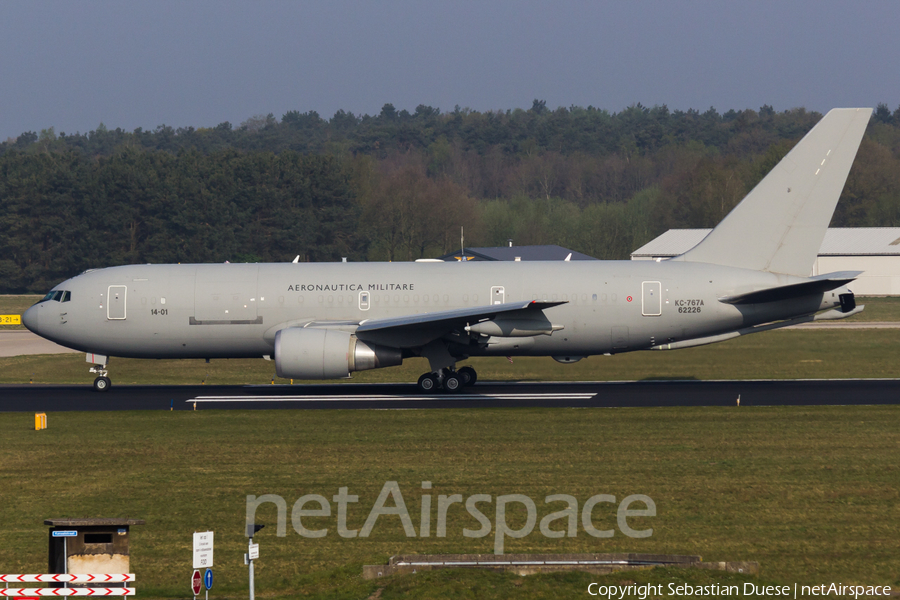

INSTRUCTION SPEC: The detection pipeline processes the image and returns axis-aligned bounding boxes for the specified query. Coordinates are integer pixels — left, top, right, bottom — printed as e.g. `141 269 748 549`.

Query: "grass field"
2 328 898 385
0 406 897 599
2 297 899 598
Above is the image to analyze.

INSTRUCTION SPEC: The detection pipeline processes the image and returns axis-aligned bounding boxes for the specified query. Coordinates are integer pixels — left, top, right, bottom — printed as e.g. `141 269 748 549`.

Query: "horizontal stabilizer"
718 271 861 305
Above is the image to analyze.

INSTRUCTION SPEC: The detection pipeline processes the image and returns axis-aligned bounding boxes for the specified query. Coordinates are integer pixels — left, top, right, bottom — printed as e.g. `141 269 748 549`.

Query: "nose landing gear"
88 354 111 392
92 374 111 392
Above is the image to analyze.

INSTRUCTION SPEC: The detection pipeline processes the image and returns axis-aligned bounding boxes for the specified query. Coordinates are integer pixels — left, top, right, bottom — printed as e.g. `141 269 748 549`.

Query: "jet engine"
275 327 402 379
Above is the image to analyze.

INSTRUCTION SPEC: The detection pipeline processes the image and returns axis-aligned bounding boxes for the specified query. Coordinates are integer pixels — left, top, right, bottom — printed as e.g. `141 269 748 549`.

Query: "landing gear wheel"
443 372 463 393
93 376 111 392
458 366 477 386
417 373 439 393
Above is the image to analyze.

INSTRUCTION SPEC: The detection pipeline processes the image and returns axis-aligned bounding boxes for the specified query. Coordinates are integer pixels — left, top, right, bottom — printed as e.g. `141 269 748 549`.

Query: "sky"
1 0 899 141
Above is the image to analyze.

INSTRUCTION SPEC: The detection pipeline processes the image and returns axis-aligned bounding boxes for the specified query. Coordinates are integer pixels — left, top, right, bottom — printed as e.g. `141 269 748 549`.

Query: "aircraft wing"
718 271 861 305
353 300 566 348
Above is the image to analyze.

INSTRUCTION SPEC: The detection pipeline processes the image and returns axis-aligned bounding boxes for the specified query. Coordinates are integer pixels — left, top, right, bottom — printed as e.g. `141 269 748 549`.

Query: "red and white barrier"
0 589 134 597
0 575 136 597
0 577 133 584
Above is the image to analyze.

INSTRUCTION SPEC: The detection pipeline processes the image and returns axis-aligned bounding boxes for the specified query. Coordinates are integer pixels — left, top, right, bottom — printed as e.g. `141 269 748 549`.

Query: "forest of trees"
2 101 900 293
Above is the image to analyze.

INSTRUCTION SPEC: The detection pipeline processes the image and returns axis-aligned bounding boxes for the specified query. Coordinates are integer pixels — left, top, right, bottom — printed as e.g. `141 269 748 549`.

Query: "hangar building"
631 228 900 296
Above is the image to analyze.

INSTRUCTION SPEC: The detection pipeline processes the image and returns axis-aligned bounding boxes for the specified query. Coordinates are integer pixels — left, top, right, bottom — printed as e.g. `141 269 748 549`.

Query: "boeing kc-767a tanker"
23 108 873 392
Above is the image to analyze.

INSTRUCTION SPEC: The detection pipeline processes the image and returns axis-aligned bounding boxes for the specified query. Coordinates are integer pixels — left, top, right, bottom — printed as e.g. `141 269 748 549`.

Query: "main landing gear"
417 366 478 394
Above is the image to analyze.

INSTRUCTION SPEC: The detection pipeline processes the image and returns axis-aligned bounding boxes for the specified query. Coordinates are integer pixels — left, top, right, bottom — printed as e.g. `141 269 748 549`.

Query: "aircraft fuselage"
24 260 844 361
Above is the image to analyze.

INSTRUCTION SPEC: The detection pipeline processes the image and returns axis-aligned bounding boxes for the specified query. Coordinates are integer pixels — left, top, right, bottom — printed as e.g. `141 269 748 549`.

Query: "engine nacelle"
275 327 402 380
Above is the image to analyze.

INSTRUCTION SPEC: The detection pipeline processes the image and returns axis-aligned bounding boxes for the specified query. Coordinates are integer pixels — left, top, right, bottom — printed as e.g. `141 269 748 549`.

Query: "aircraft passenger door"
359 291 370 311
642 281 661 316
491 286 505 305
108 285 127 320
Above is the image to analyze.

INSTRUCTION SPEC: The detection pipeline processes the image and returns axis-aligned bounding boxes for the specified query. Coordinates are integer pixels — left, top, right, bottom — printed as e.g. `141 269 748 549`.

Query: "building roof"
631 228 900 258
437 245 597 261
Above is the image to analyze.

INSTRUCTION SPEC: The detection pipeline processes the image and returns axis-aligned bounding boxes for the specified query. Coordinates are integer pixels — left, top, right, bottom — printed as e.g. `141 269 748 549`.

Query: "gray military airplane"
23 108 873 393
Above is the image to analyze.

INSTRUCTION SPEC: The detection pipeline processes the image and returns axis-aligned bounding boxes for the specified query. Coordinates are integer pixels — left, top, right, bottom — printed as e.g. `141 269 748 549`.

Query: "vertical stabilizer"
676 108 872 276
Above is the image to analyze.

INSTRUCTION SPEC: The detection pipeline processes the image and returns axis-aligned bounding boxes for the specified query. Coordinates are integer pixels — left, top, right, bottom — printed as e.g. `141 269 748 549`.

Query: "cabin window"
463 294 469 302
592 294 598 302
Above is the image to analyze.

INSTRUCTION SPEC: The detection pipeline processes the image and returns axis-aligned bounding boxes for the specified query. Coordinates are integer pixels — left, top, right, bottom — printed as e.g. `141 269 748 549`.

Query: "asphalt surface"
2 379 899 412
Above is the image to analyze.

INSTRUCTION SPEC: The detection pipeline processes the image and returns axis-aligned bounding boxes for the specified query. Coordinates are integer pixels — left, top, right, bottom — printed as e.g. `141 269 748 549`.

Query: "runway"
2 378 899 412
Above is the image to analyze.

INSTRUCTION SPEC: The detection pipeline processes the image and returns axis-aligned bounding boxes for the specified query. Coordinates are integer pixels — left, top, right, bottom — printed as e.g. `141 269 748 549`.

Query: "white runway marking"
189 393 596 403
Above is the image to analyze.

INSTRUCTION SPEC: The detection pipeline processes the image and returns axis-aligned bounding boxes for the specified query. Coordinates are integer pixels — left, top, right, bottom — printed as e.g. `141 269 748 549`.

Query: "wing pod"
465 318 564 337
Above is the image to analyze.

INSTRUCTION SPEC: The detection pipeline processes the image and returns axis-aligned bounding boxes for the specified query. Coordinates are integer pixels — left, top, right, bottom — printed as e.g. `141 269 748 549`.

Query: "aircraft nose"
21 304 40 333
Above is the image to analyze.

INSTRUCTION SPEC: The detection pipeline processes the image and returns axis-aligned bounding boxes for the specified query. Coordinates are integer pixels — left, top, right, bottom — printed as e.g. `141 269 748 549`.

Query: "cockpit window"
38 290 69 303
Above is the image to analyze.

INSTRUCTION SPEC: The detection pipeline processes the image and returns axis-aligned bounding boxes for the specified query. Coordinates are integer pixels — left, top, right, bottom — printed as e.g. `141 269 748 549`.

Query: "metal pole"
248 536 254 600
63 537 67 589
